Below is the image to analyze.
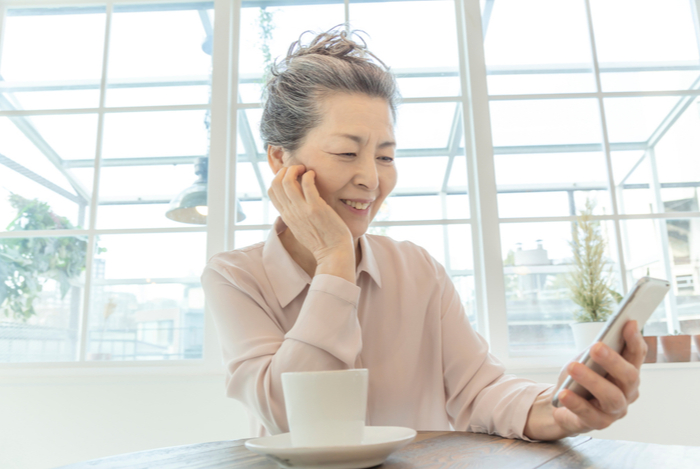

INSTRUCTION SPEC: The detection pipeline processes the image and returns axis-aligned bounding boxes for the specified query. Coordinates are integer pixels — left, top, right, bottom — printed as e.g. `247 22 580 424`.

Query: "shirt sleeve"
427 252 554 440
201 265 363 435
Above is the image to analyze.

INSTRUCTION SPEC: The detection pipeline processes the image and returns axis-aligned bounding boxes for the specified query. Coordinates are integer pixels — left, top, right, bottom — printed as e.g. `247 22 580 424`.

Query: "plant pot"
659 335 691 362
571 322 605 353
643 336 657 363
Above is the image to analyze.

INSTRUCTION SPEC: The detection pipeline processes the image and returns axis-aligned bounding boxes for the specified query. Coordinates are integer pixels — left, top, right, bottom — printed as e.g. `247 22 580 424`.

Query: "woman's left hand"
524 320 647 440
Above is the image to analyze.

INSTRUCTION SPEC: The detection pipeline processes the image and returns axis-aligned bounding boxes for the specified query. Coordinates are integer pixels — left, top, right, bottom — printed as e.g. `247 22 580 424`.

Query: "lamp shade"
165 157 245 224
165 181 208 224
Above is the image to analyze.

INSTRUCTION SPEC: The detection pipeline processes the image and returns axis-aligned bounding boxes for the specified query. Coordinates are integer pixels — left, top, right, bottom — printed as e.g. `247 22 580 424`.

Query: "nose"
354 153 379 191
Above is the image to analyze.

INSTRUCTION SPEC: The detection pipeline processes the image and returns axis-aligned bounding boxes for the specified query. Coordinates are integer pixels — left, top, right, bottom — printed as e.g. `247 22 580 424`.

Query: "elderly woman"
201 28 646 442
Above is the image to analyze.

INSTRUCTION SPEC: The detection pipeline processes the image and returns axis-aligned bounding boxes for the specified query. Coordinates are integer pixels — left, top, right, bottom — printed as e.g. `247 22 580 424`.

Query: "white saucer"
244 426 417 469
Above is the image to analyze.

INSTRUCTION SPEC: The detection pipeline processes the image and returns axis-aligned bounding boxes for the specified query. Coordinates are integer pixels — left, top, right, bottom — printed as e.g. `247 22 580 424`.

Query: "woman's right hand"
268 165 355 268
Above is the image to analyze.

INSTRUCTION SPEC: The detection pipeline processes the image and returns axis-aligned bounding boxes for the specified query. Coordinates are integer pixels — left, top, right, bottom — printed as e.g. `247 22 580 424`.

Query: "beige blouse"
201 217 553 440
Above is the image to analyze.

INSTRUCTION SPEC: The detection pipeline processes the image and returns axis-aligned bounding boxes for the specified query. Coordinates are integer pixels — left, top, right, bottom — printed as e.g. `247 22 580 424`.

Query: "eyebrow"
333 133 396 149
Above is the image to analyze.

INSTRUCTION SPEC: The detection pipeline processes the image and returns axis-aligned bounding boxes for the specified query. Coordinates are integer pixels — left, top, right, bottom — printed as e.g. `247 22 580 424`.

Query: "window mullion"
692 0 700 56
648 148 682 334
203 0 237 372
0 5 6 69
454 0 509 358
77 3 112 363
583 0 629 296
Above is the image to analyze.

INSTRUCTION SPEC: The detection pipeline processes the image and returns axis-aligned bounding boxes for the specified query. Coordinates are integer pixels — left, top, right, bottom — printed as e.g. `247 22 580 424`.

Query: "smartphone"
552 276 670 408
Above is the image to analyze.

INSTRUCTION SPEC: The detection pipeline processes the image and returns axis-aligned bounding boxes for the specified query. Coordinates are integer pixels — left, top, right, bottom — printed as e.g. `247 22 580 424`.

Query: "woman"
201 28 646 441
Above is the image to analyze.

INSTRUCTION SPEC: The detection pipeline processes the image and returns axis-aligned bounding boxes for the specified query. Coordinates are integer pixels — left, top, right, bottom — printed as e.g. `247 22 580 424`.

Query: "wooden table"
58 431 700 468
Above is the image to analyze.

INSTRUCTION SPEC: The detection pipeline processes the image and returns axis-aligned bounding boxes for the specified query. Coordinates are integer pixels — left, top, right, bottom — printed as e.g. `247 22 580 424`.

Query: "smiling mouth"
341 199 371 210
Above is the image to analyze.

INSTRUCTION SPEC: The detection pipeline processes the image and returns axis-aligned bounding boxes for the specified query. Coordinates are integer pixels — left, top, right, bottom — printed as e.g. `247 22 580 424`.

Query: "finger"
268 167 290 211
590 340 641 397
557 389 616 431
620 320 647 370
567 361 629 415
300 170 321 203
282 165 307 206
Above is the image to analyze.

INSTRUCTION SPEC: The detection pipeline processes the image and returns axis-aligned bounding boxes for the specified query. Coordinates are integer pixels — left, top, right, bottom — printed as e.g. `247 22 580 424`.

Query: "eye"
378 156 394 162
336 153 356 157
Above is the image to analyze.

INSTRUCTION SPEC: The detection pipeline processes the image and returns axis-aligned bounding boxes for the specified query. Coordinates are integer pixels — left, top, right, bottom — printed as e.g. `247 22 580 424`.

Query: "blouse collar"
262 217 382 308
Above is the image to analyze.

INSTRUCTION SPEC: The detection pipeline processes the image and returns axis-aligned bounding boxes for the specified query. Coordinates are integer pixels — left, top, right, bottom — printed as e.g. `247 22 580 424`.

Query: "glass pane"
490 99 601 147
237 1 345 102
106 4 214 107
351 0 461 97
87 283 204 361
395 102 457 150
654 98 700 214
236 109 277 226
600 71 700 93
501 221 621 356
495 152 610 218
350 0 460 71
0 7 105 110
622 217 700 336
239 108 265 155
396 76 461 99
97 163 201 229
0 236 87 362
16 114 99 162
101 110 209 159
452 275 477 327
590 0 700 92
0 116 95 230
98 110 209 228
611 150 655 215
665 219 700 334
620 219 671 335
87 232 206 361
484 0 595 95
382 102 468 222
604 96 680 144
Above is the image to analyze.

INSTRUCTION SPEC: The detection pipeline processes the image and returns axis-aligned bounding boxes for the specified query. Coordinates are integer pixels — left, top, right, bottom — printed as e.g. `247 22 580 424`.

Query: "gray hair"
260 26 400 153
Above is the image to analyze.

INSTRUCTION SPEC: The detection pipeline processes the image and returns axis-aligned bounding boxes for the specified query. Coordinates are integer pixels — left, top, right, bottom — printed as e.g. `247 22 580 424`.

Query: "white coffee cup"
281 368 368 447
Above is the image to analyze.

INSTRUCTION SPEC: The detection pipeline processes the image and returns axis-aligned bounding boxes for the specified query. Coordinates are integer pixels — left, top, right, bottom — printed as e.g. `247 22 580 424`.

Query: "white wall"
0 373 250 469
515 363 700 446
1 364 698 469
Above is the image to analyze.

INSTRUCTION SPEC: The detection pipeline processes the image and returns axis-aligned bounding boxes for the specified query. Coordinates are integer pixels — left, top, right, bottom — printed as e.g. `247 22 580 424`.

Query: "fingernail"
596 343 608 358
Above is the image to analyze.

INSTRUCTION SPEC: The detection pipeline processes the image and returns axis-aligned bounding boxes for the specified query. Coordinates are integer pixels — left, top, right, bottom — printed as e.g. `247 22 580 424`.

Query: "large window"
1 0 698 368
0 2 212 362
483 0 700 357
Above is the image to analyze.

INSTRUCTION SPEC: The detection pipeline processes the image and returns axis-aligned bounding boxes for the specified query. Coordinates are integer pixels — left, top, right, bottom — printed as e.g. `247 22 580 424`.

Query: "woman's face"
272 93 398 240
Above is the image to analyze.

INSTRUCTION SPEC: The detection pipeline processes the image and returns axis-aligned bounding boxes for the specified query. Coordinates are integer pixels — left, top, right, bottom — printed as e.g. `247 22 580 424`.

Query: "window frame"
2 0 700 376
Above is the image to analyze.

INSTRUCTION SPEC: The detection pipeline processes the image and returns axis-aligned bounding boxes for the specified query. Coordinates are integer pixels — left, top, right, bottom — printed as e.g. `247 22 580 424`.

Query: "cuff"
284 274 363 366
308 274 361 306
516 383 557 442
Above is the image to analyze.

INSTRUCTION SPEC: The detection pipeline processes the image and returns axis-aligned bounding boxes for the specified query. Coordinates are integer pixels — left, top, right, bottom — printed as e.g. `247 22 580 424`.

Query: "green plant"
566 199 621 323
0 194 98 321
257 6 276 82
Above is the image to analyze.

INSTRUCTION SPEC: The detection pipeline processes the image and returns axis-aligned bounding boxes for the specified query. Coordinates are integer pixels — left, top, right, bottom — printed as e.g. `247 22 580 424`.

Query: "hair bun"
277 25 388 73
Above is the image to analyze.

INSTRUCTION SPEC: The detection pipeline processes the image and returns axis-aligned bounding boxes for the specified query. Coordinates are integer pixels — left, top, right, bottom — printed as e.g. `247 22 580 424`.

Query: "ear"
267 145 286 174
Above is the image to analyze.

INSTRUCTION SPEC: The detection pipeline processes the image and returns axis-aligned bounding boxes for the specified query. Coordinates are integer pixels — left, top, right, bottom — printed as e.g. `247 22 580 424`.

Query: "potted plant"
659 330 691 362
566 200 622 352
